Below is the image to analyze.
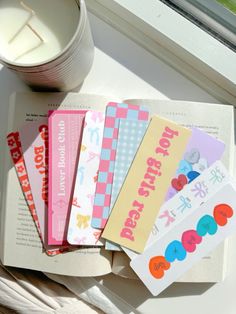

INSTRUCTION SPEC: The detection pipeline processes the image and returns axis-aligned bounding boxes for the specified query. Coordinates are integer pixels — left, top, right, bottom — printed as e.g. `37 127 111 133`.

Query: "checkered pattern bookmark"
105 119 148 250
91 102 149 229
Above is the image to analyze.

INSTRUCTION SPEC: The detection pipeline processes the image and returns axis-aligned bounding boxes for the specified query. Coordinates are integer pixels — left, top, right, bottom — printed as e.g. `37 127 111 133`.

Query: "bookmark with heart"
130 183 236 296
165 127 225 201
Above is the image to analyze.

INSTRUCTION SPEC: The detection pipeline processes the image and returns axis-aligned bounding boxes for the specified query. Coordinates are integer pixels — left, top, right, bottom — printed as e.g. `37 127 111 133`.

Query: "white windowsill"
86 0 236 105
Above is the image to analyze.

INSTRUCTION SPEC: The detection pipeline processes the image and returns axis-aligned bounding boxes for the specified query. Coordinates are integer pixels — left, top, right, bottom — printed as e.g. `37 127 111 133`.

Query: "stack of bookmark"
7 102 236 296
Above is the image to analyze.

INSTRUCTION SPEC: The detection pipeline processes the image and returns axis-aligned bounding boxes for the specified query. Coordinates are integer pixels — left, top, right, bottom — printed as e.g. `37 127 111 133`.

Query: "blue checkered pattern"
92 102 149 229
105 119 148 250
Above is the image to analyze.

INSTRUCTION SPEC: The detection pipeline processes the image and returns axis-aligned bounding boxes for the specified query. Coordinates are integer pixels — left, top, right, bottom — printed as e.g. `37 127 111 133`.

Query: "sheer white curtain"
0 263 100 313
0 263 137 314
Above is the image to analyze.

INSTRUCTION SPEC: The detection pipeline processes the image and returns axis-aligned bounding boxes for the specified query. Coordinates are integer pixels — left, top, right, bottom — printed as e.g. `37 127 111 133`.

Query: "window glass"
161 0 236 51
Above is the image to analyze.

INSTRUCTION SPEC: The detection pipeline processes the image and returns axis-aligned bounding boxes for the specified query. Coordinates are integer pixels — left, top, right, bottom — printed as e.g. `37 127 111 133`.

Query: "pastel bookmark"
105 118 148 250
91 102 149 229
102 115 191 253
7 130 66 256
130 183 236 296
67 111 105 246
48 110 86 245
165 127 225 201
19 119 49 245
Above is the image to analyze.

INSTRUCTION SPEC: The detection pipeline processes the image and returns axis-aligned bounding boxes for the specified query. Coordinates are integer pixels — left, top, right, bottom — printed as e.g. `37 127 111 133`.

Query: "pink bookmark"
48 110 86 245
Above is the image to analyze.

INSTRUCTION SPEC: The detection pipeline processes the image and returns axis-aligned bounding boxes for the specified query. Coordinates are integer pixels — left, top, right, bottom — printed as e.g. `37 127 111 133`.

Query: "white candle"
0 0 80 65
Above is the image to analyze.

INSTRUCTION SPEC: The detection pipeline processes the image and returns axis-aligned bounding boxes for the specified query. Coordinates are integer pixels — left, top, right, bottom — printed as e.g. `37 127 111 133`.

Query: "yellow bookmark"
102 115 191 253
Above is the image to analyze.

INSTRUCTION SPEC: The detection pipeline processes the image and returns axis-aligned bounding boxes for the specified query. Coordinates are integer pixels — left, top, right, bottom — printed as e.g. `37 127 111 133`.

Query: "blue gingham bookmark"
105 118 148 250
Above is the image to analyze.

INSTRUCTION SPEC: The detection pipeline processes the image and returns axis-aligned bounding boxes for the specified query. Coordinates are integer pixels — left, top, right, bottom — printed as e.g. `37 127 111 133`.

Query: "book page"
120 98 234 282
0 92 120 276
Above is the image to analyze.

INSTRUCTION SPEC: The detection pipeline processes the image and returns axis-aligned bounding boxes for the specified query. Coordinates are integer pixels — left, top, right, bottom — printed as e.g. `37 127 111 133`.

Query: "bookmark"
165 127 225 201
48 110 86 245
7 131 66 256
105 119 148 250
91 102 149 229
19 119 48 244
67 111 105 245
130 183 236 296
102 115 191 253
124 160 230 259
7 132 40 233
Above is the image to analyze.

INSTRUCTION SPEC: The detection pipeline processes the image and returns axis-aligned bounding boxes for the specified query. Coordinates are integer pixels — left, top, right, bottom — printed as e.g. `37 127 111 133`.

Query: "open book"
0 92 234 281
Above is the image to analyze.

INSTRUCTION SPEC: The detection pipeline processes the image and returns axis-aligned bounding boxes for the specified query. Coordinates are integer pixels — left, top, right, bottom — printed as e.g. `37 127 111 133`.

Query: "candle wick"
8 1 44 47
8 1 36 44
8 17 31 44
8 0 44 61
26 24 44 44
13 41 43 62
20 1 36 16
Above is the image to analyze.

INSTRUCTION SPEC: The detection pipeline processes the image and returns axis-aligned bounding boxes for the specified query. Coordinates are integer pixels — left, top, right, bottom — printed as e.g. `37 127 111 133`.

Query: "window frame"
86 0 236 105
